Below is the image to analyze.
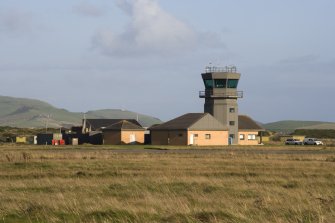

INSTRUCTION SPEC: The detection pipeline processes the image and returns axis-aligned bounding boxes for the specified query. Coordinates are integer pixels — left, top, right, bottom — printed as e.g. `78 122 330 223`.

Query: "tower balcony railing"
204 66 237 73
199 90 243 99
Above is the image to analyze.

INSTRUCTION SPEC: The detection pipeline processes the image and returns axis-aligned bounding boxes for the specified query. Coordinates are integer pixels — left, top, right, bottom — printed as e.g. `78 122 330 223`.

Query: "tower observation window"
203 79 213 89
214 79 227 88
227 79 239 88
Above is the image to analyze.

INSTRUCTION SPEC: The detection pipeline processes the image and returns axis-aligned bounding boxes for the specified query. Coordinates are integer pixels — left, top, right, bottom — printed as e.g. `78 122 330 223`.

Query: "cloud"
73 2 104 17
0 9 32 35
92 0 223 57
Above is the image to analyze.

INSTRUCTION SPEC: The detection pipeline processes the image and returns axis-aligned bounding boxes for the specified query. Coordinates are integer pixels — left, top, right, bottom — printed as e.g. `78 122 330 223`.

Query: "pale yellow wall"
104 130 144 145
278 135 305 142
16 137 27 143
262 136 270 142
280 136 292 142
151 130 228 146
188 130 228 146
121 131 145 144
238 131 259 145
292 135 305 141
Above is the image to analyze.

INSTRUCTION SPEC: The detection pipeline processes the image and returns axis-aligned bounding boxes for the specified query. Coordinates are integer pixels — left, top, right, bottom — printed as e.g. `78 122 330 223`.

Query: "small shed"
149 113 228 146
16 136 27 144
37 133 53 145
102 120 145 145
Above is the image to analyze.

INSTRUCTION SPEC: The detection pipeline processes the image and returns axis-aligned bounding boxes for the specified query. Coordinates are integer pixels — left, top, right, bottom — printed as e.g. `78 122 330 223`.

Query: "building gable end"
189 114 228 131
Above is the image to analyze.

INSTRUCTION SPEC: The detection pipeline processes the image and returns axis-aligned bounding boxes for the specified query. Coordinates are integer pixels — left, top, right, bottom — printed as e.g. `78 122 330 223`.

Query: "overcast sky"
0 0 334 123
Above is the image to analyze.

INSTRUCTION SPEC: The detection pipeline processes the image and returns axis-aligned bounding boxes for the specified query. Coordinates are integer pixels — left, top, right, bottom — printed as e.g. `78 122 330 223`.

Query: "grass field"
0 145 334 223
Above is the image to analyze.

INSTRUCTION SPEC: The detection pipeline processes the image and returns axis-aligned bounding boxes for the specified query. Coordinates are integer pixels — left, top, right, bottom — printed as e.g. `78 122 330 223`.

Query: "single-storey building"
102 120 145 145
149 113 229 146
78 119 143 145
238 115 264 145
82 119 141 133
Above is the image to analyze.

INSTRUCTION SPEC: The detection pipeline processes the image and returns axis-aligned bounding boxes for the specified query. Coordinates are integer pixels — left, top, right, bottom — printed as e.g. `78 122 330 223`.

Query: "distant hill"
297 123 335 130
262 120 335 133
0 96 80 128
0 96 162 128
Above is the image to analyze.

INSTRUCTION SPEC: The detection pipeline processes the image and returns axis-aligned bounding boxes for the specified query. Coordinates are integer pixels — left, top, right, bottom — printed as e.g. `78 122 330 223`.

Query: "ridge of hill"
262 120 335 132
0 96 162 128
296 123 335 130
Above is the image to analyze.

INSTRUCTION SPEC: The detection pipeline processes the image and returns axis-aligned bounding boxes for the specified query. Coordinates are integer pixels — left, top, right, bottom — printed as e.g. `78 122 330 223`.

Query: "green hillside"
0 96 162 128
0 96 81 128
263 120 334 132
297 123 335 130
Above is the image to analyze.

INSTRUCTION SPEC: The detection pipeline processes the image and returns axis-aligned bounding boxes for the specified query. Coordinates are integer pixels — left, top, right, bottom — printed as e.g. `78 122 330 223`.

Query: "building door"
190 134 194 145
190 134 198 145
130 134 136 144
229 134 235 145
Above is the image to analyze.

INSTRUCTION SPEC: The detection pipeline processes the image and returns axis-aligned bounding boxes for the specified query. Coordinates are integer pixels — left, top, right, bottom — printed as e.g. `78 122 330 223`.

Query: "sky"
0 0 334 123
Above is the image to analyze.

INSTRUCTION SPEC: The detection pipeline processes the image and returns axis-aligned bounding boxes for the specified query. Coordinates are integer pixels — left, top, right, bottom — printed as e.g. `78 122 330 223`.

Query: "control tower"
199 65 243 144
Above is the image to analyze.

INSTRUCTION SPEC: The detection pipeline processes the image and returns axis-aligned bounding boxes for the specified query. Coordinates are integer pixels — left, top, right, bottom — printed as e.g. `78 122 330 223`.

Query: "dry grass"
0 145 334 222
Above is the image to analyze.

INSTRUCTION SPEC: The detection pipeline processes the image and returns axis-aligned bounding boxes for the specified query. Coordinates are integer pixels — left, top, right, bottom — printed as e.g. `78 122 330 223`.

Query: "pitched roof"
103 120 144 131
84 119 141 130
238 115 264 130
149 113 227 131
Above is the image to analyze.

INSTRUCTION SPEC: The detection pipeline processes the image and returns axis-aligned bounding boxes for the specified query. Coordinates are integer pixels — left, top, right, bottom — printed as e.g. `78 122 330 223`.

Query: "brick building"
102 120 145 145
149 113 228 146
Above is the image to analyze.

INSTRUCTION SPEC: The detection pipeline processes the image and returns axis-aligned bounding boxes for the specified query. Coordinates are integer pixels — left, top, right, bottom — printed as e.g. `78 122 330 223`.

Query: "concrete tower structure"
199 65 243 144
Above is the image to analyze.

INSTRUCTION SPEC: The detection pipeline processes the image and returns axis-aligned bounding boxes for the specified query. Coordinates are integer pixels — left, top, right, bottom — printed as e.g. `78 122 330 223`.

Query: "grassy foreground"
0 145 334 223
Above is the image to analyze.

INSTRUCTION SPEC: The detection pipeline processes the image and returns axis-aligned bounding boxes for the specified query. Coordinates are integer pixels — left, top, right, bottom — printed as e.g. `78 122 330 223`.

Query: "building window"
203 79 213 89
227 79 239 88
205 134 211 139
214 79 227 88
229 108 235 113
229 121 235 126
194 134 198 137
229 134 235 139
248 134 256 140
240 134 245 140
178 133 183 137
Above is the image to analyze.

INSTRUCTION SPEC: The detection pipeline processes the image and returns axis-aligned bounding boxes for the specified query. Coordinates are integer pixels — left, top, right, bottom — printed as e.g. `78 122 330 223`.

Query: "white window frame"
248 134 256 140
